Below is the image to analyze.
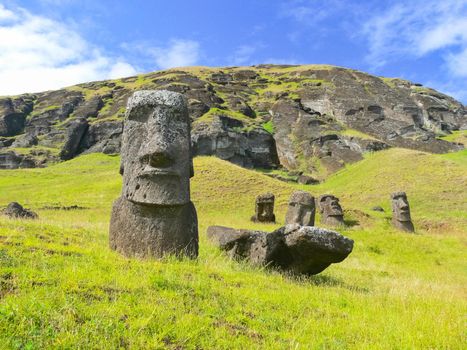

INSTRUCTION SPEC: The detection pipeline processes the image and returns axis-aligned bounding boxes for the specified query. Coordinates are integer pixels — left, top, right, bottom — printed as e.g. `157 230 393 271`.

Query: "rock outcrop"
0 65 464 173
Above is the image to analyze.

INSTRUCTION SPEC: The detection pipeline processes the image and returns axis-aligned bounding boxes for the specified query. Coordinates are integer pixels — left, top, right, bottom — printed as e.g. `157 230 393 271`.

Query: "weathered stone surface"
285 191 316 226
372 206 385 212
281 224 354 274
109 90 198 258
0 96 34 137
318 194 345 227
0 151 36 169
228 97 255 118
3 202 38 219
80 121 123 155
59 119 89 160
192 115 279 169
11 134 38 148
251 193 275 223
206 226 285 264
207 224 353 275
110 197 198 258
297 175 319 185
1 65 464 171
391 192 415 232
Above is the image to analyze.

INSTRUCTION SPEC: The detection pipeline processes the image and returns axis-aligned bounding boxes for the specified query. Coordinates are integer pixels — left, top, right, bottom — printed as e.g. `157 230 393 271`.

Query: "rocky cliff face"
0 64 465 177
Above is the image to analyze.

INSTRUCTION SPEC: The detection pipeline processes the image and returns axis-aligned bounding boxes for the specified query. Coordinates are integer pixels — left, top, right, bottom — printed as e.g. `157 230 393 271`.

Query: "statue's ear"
189 138 195 178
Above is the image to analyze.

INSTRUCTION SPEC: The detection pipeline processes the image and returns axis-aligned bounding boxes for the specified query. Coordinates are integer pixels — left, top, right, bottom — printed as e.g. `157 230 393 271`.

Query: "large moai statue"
251 193 275 223
391 192 415 232
109 90 198 258
318 194 344 227
285 191 316 226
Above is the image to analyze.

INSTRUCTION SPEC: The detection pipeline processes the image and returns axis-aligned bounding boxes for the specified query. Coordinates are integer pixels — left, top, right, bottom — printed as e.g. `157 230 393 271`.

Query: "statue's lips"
138 168 179 178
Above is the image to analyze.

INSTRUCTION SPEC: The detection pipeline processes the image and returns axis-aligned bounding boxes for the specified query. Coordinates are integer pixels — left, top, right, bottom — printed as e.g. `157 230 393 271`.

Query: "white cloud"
228 45 257 66
0 4 17 21
362 0 467 77
107 61 138 79
0 4 138 96
149 39 200 70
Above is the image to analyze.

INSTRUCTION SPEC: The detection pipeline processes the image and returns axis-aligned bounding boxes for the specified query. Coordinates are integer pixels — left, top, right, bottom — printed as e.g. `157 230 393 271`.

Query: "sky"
0 0 466 103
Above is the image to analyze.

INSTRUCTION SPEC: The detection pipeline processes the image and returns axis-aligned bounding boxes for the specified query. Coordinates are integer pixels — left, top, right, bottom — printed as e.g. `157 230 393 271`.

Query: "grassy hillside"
0 148 466 349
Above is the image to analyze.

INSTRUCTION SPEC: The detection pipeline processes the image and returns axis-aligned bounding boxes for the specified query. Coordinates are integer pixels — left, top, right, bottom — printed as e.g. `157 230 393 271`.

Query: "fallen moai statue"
2 202 38 219
208 224 353 275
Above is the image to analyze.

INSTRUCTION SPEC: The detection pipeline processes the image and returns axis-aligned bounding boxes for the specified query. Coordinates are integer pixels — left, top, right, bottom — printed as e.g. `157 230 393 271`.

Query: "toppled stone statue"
3 202 38 219
391 192 415 232
285 191 316 226
251 193 275 223
208 224 353 275
109 90 198 258
318 194 345 227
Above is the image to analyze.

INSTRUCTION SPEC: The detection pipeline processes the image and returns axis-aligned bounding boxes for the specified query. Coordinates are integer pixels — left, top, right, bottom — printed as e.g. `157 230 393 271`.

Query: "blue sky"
1 0 466 103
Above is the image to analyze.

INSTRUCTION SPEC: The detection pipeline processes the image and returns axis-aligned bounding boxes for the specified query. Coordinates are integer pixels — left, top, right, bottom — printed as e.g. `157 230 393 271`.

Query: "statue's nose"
147 151 173 168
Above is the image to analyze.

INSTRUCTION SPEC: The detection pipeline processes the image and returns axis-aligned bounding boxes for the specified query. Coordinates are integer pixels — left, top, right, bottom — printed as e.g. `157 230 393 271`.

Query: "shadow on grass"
283 272 370 294
343 218 359 227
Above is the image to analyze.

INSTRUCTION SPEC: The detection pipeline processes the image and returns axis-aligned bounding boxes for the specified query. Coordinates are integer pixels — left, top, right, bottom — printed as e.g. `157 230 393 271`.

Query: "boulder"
3 202 38 219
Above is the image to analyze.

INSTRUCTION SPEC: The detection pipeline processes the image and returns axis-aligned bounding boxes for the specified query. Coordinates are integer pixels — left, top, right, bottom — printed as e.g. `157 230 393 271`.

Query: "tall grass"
0 148 465 349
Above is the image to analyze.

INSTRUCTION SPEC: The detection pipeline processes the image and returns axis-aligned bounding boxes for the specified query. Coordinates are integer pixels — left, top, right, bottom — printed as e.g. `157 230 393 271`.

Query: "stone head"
319 194 343 217
255 193 275 220
120 90 193 206
285 191 315 226
391 192 411 222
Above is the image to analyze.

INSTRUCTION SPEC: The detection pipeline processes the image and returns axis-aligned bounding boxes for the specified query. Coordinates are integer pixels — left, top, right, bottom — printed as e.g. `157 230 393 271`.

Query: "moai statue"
391 192 415 232
318 194 344 227
251 193 276 223
109 90 198 258
285 191 316 226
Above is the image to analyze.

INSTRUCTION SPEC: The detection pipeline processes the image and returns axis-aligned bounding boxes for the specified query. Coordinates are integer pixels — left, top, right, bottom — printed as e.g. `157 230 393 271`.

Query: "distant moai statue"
318 194 344 227
285 191 316 226
391 192 415 232
251 193 276 223
109 90 198 258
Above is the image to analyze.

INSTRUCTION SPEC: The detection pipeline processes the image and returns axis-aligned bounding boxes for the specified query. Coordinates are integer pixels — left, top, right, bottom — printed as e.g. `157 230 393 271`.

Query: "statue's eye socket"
127 105 152 122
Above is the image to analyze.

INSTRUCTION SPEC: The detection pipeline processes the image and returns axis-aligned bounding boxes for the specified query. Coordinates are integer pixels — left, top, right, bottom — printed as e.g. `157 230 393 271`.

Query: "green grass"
439 130 467 146
0 149 466 349
261 120 275 134
338 129 377 140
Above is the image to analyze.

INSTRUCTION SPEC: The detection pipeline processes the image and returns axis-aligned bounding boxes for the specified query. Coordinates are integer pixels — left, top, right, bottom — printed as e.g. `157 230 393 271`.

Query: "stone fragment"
318 194 345 227
285 191 316 226
372 206 385 212
251 193 275 223
109 90 198 258
3 202 38 219
391 192 415 232
297 175 319 185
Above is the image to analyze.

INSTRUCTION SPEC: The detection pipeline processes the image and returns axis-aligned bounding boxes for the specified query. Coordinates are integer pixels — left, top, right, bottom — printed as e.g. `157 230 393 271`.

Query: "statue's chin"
124 177 189 206
397 214 412 222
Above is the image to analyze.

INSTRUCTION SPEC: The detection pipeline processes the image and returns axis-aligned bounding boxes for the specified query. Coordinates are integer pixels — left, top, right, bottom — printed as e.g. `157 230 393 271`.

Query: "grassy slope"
0 148 466 349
